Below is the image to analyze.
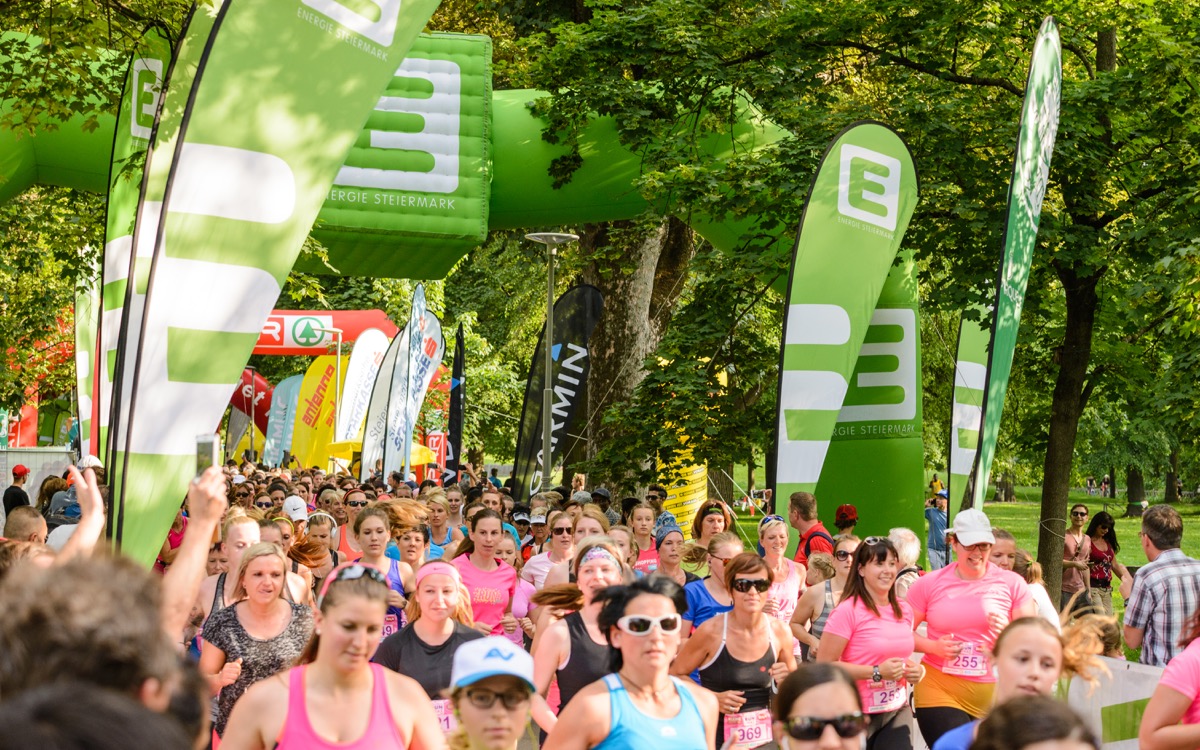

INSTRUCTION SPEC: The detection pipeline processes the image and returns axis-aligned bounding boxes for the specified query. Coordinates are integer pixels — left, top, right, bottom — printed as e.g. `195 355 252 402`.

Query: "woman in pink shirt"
819 537 922 750
452 509 519 637
1141 605 1200 749
905 509 1036 747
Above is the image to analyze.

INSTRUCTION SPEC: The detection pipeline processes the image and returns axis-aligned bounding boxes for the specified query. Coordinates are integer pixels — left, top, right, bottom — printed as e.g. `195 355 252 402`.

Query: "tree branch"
835 40 1023 97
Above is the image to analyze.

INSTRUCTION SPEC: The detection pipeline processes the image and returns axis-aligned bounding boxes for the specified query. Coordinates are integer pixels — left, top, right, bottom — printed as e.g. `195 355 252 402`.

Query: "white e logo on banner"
837 145 900 232
837 308 917 423
302 0 402 46
130 58 164 140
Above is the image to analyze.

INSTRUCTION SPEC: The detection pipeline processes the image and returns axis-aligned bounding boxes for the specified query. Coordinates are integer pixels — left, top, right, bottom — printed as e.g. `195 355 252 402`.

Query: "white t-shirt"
1030 582 1061 632
520 551 558 590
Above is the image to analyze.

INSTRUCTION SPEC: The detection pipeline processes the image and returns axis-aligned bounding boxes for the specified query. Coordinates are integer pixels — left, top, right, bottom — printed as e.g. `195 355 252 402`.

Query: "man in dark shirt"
3 464 31 515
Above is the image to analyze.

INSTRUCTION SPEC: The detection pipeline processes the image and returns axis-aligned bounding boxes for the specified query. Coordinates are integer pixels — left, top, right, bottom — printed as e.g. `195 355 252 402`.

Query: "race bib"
433 698 458 733
943 641 989 677
865 679 905 714
383 614 400 639
722 708 772 750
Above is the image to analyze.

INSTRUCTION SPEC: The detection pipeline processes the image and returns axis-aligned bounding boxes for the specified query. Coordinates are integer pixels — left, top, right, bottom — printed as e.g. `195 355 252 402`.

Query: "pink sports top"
276 663 405 750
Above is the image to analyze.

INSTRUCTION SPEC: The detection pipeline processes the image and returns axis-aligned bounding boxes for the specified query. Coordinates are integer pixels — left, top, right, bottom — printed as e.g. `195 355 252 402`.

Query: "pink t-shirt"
505 578 536 647
1162 638 1200 724
634 547 660 575
906 563 1032 682
451 555 518 636
824 596 915 713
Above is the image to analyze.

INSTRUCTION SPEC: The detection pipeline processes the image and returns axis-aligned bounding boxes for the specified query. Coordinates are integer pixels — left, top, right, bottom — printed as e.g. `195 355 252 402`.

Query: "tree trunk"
1109 465 1117 500
747 453 757 493
1037 264 1101 601
709 462 735 505
581 218 695 493
1125 465 1146 517
1166 448 1180 504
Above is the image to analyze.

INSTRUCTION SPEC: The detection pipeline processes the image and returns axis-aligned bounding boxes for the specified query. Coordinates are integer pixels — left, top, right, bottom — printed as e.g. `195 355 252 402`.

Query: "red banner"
230 369 273 434
253 310 399 356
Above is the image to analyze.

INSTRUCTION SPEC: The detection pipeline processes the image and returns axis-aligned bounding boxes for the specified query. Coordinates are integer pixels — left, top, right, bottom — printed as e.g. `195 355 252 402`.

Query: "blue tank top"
428 527 454 560
385 558 407 623
592 674 708 750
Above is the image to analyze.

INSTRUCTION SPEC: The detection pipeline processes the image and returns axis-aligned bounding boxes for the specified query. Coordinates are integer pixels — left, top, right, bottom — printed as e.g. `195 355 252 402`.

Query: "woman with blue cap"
448 635 536 750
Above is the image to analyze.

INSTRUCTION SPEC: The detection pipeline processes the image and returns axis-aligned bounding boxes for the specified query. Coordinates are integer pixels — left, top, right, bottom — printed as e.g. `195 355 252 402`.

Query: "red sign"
230 369 273 434
253 310 399 356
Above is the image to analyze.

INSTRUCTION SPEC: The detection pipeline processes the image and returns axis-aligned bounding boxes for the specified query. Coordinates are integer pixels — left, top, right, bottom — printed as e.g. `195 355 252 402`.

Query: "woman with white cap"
905 509 1037 747
448 636 537 750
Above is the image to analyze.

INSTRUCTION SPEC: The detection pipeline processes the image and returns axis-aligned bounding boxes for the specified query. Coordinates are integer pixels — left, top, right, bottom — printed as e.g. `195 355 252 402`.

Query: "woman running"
629 502 659 575
523 511 575 590
682 532 746 639
544 509 610 587
354 506 414 639
993 535 1059 630
542 576 719 750
448 636 538 750
817 537 921 750
219 563 444 750
673 553 796 749
791 535 859 662
931 616 1103 750
335 488 370 561
771 664 868 750
496 534 537 645
373 559 483 734
531 538 628 733
305 512 339 594
907 510 1036 746
427 494 464 560
452 509 519 636
200 543 314 741
759 515 805 656
654 525 700 588
1140 602 1200 750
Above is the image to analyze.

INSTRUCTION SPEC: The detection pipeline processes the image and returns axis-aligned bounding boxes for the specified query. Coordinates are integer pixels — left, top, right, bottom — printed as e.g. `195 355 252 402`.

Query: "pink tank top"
276 663 404 750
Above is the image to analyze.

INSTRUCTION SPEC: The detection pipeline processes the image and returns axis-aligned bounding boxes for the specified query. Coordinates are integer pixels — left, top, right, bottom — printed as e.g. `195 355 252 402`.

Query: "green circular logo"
291 317 325 347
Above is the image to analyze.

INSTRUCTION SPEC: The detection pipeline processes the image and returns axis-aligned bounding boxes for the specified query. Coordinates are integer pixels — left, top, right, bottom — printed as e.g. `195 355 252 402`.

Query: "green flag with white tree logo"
969 17 1062 509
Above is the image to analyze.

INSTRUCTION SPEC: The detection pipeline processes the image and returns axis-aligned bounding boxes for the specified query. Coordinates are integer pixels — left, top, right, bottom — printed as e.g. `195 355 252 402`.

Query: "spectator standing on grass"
1062 504 1092 617
925 491 949 570
1124 504 1200 667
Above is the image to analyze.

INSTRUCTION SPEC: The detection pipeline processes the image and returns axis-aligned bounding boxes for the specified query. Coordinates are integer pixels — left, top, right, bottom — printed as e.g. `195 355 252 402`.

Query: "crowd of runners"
2 458 1200 750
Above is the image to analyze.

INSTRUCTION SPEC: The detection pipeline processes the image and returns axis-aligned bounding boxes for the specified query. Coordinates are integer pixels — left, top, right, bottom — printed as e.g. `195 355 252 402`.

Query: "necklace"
619 671 673 700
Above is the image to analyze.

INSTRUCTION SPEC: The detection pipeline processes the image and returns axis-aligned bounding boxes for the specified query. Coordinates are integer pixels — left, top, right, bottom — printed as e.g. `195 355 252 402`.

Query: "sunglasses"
464 687 530 710
758 514 785 527
235 492 250 498
783 714 868 741
646 494 662 501
552 526 573 535
835 550 854 560
732 578 771 594
616 614 682 636
255 501 273 509
1071 511 1089 517
346 500 369 507
863 536 888 545
317 563 387 606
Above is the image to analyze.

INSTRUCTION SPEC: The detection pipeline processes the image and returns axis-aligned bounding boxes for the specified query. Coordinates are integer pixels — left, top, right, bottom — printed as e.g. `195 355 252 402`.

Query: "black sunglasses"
255 501 273 509
1072 511 1089 517
552 526 573 535
784 713 868 741
732 578 771 594
346 500 369 507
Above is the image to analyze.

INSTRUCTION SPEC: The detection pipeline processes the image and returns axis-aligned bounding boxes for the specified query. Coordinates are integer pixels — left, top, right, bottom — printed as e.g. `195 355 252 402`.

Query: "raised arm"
161 467 228 640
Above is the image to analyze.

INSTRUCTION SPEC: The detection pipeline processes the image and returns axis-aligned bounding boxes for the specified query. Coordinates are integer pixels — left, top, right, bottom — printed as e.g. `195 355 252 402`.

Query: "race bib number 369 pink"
722 708 772 750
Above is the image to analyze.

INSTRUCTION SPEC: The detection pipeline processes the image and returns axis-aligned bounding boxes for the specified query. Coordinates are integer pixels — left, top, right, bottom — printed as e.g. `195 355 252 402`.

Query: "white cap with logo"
950 508 995 547
450 636 536 691
282 496 309 522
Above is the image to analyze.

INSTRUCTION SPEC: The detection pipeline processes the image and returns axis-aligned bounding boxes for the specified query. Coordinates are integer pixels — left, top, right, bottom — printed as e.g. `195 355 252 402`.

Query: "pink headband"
579 546 620 567
415 560 461 588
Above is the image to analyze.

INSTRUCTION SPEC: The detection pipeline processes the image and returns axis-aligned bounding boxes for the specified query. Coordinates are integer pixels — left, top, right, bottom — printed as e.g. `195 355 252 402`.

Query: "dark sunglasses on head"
784 713 868 741
552 526 573 535
862 536 888 545
732 578 771 594
464 687 530 710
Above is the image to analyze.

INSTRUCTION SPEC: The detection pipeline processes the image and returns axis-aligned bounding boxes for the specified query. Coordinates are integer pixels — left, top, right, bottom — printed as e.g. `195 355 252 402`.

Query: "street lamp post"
313 327 344 473
524 232 579 493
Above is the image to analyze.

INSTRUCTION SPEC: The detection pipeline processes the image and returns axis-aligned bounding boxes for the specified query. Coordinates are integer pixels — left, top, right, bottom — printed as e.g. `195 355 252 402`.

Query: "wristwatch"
872 665 882 682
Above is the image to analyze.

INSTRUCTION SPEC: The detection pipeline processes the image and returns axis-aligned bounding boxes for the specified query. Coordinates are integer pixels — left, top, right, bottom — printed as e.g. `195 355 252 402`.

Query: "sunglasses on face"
464 687 530 710
255 501 273 509
235 491 250 498
835 550 854 560
552 526 573 535
732 578 771 594
783 714 868 741
646 494 662 501
1072 511 1088 517
616 614 682 636
346 500 368 507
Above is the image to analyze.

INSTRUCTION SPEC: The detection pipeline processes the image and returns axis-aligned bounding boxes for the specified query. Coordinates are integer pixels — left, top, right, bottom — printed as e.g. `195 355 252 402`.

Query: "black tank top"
556 612 610 710
698 614 776 739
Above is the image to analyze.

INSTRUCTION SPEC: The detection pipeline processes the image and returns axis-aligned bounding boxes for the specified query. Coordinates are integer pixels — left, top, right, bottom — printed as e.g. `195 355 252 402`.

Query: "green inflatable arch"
1 30 923 561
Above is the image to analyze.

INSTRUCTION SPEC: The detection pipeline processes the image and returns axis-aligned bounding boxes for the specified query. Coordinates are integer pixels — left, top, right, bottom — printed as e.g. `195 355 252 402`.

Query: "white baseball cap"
450 636 536 691
78 455 104 470
951 508 995 547
282 496 309 522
